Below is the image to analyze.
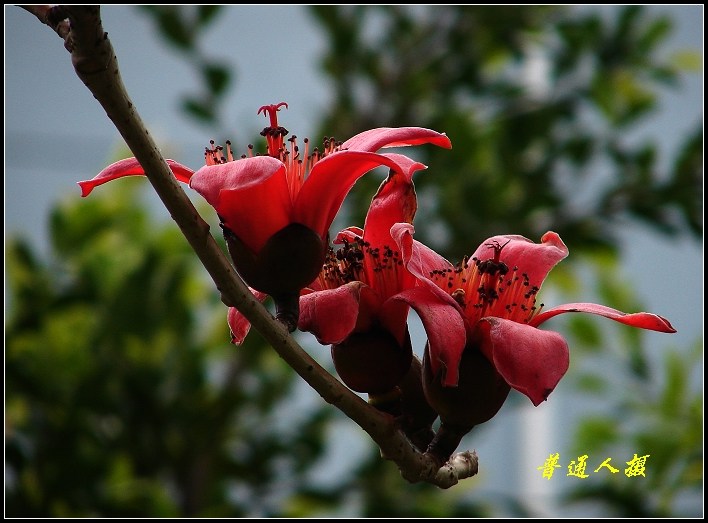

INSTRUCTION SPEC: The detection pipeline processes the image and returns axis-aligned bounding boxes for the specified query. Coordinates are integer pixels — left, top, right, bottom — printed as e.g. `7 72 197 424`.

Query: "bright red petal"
392 223 454 283
389 287 467 387
341 127 452 152
477 317 570 406
471 231 569 289
529 302 677 333
390 223 469 340
78 157 194 196
188 156 284 204
190 157 293 253
379 152 428 183
227 289 269 345
362 153 427 249
293 150 404 240
298 282 380 345
334 227 364 244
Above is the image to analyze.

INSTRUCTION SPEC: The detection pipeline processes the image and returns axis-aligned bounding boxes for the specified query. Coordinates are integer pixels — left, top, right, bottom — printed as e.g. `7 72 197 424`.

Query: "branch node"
47 5 69 27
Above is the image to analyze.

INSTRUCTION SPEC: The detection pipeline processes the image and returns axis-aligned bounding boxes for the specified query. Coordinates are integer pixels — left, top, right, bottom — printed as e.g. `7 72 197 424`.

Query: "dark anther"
476 258 509 277
260 126 289 138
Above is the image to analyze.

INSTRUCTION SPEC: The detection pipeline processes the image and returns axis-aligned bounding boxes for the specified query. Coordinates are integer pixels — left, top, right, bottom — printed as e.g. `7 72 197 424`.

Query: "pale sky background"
4 5 703 517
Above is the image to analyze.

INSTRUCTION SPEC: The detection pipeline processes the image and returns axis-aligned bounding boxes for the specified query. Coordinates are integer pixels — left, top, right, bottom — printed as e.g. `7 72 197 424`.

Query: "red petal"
188 156 283 204
471 231 569 288
477 318 570 406
391 223 471 332
529 302 677 333
78 157 194 196
227 289 269 345
294 150 404 240
341 127 452 152
376 298 410 347
392 223 453 283
190 157 293 253
389 287 467 387
298 282 380 345
362 153 427 249
379 152 428 183
334 227 364 244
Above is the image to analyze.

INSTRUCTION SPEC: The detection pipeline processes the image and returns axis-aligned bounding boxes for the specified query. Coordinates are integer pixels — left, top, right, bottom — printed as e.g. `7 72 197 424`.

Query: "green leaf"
140 6 194 51
197 5 222 26
201 63 231 95
182 97 215 122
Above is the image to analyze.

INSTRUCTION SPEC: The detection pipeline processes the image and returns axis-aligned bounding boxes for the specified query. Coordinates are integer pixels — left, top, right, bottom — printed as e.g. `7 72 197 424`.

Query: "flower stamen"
316 237 404 303
258 102 290 157
429 241 543 324
203 104 348 201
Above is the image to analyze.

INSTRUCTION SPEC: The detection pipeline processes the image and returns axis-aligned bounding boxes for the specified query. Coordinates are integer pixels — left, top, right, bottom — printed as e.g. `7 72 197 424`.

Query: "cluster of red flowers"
79 103 675 465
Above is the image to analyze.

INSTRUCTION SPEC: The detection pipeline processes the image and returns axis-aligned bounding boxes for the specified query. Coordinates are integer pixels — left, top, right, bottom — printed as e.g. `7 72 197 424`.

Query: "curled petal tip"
607 310 678 333
77 181 93 197
655 315 677 333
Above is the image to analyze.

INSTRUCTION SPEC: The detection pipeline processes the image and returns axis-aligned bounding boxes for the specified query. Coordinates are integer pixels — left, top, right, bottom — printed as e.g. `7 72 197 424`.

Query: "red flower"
295 156 466 395
289 155 466 452
393 226 677 464
78 102 451 330
396 227 677 405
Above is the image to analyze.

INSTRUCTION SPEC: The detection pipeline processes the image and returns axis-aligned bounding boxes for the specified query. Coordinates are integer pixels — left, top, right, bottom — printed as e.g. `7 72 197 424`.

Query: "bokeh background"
5 5 703 517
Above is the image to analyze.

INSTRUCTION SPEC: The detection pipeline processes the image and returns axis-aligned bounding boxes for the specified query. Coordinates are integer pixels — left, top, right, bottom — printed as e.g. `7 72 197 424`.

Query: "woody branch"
19 4 479 488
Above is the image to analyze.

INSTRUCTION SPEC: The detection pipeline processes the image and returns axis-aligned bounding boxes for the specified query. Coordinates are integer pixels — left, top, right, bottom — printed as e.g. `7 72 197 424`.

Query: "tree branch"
20 4 478 487
19 5 72 46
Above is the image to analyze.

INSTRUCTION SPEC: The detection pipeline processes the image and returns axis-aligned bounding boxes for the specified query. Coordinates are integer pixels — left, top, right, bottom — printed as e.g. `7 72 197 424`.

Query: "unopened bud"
331 328 412 394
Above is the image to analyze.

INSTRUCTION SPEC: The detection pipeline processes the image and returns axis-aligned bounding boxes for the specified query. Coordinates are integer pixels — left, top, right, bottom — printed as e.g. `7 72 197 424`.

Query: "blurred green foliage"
6 183 335 516
566 338 703 517
558 253 702 517
6 4 702 517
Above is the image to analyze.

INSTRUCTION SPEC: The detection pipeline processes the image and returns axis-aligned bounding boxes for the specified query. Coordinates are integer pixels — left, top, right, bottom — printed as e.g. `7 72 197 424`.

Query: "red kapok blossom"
78 102 451 331
396 226 676 406
294 157 465 394
393 225 676 464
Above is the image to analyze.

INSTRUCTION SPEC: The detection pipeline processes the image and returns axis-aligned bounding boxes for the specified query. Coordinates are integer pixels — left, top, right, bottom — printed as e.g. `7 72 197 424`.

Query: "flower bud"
331 328 412 394
223 222 325 296
223 222 325 331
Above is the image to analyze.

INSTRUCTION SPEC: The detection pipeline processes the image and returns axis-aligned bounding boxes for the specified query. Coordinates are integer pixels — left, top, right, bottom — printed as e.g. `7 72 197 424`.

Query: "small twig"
20 4 478 487
19 5 72 46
